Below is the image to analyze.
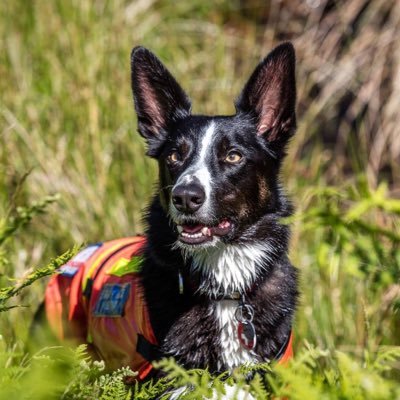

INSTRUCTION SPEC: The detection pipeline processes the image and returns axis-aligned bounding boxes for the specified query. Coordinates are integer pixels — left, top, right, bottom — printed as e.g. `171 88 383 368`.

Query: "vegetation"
0 0 399 398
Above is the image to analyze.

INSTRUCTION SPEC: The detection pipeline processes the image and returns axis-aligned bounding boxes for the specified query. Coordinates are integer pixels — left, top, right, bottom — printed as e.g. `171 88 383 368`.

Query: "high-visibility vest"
45 236 293 380
45 236 157 380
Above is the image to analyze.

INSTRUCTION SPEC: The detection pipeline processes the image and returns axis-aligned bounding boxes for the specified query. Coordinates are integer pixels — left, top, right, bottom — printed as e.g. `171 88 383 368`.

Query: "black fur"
131 43 299 373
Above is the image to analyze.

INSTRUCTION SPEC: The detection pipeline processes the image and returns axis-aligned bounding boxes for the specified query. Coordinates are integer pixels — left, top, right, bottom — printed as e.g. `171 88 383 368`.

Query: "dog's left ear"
131 47 192 157
235 42 296 142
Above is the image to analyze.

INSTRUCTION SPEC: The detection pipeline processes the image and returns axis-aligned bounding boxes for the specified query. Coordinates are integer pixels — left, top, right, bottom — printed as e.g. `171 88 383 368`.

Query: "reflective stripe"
82 238 141 294
107 256 144 277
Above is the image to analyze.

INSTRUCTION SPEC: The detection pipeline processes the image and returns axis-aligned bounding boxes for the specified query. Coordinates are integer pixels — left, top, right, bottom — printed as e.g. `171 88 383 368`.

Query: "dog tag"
237 320 257 350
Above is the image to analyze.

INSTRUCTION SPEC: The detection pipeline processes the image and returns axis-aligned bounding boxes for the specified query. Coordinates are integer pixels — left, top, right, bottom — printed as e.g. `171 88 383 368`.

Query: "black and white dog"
131 42 298 372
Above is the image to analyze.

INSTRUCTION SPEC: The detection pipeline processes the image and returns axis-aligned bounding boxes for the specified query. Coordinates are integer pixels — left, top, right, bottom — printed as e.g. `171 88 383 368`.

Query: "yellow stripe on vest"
107 256 143 277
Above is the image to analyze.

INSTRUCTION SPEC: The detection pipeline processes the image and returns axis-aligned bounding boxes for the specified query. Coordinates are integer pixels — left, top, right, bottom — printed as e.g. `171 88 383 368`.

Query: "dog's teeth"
181 231 204 239
201 227 209 236
177 225 183 233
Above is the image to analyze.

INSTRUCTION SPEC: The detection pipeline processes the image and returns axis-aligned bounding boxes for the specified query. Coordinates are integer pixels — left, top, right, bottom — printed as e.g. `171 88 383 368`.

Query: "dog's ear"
235 42 296 143
131 47 192 156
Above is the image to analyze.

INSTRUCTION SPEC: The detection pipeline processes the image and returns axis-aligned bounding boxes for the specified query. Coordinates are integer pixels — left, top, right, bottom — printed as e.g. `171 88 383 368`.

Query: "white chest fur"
190 242 272 370
191 242 271 297
215 300 258 370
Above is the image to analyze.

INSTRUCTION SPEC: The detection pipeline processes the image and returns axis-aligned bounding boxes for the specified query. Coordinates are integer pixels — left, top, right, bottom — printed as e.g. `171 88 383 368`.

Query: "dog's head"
131 44 296 252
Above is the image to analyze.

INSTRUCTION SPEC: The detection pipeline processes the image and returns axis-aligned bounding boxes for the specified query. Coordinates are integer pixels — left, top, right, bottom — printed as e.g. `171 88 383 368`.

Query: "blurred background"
0 0 399 395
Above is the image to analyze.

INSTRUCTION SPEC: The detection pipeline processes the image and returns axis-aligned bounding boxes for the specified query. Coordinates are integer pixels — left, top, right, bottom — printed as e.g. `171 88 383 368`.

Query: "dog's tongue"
211 220 231 235
181 220 231 236
182 224 204 233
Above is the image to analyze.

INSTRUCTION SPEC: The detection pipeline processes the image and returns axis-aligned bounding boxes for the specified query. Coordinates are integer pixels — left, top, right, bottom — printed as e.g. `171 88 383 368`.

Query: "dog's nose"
172 183 205 213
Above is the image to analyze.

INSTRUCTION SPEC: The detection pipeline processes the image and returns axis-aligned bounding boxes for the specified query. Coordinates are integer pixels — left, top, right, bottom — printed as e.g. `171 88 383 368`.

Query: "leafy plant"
0 245 78 312
0 0 399 398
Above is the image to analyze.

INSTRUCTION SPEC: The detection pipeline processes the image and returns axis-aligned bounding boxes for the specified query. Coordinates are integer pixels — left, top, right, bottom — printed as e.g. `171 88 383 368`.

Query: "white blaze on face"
172 122 215 214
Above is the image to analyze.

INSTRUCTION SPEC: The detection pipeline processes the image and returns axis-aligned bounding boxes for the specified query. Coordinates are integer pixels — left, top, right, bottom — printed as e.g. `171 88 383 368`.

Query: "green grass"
0 0 399 398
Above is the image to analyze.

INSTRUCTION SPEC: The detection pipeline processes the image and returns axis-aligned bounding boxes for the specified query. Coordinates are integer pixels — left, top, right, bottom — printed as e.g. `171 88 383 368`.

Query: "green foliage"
0 245 78 312
270 344 400 400
0 190 60 274
0 194 60 248
297 180 400 283
0 343 135 400
0 188 78 312
0 344 397 399
61 345 135 400
289 178 400 353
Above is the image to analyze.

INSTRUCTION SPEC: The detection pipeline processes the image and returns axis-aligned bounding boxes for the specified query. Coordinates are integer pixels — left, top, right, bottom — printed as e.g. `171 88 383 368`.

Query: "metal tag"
238 320 257 350
235 302 257 351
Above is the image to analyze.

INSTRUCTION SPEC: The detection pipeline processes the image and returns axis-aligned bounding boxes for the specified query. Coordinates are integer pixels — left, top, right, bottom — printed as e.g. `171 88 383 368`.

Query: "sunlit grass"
0 0 399 398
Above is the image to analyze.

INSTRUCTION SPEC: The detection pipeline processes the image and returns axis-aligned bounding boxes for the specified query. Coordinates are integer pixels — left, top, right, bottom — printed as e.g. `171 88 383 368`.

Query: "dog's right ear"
131 47 192 157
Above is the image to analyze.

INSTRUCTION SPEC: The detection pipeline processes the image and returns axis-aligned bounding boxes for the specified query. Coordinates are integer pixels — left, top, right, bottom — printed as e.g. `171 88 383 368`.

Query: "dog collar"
210 290 242 301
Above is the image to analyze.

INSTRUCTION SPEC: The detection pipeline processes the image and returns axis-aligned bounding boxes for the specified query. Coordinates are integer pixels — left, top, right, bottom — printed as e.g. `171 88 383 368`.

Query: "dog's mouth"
176 219 233 245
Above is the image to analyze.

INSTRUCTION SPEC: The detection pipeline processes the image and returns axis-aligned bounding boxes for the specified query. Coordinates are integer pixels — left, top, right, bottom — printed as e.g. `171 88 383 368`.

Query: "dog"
44 42 298 382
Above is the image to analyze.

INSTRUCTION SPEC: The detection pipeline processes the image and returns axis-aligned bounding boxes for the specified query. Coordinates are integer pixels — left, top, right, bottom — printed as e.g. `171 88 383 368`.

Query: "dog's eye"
167 151 180 164
225 151 243 164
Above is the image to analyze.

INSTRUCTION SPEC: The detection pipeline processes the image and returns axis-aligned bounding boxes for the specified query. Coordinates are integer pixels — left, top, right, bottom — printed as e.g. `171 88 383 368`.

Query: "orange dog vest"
45 237 293 380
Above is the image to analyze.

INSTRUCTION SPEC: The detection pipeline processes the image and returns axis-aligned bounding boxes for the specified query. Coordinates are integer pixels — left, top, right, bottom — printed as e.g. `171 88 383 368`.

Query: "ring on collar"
235 303 254 323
